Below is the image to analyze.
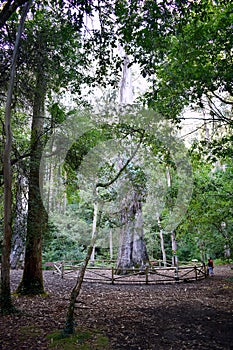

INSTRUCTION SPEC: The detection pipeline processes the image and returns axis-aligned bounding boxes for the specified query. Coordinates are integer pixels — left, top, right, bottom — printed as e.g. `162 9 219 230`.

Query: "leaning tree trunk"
115 190 149 274
63 203 102 335
10 165 28 269
64 246 94 335
1 1 31 314
17 45 48 295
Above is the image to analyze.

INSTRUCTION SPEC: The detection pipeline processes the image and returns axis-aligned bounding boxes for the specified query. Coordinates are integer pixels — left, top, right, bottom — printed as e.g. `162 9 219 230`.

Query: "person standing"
207 257 214 276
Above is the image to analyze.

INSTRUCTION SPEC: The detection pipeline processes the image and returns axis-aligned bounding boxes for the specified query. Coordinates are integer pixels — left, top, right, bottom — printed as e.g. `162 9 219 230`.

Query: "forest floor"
0 264 233 350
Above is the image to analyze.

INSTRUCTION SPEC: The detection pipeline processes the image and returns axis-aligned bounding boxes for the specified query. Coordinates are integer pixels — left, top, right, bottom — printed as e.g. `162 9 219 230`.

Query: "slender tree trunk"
0 1 31 314
90 202 98 264
63 206 102 335
10 166 28 269
109 228 113 260
17 38 48 295
157 216 167 267
171 230 178 266
166 166 178 266
119 53 133 104
223 232 231 259
63 245 94 335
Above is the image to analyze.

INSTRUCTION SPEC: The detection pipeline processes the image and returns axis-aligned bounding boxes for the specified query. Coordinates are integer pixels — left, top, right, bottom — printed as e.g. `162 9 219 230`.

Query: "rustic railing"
44 260 207 284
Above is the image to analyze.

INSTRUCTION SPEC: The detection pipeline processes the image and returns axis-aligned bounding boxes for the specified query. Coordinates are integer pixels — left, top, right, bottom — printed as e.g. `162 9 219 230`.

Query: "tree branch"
211 91 233 106
0 0 30 28
96 131 145 189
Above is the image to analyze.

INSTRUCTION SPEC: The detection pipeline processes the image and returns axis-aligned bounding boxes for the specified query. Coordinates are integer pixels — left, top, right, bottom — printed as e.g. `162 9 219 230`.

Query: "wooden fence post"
62 261 64 279
111 266 114 284
203 262 207 277
194 265 197 280
174 266 179 282
146 267 149 284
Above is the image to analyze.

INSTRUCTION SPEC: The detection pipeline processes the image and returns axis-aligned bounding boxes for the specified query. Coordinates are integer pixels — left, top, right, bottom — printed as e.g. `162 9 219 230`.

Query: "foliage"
0 0 232 282
116 0 233 121
176 156 233 260
43 204 92 262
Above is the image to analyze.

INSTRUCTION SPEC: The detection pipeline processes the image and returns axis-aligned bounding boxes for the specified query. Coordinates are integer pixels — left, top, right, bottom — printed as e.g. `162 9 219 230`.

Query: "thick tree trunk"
1 1 30 314
17 50 48 295
115 191 149 274
10 166 28 269
115 47 149 273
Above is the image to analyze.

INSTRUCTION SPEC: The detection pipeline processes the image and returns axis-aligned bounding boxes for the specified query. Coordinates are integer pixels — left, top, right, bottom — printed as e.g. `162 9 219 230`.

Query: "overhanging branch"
96 131 145 189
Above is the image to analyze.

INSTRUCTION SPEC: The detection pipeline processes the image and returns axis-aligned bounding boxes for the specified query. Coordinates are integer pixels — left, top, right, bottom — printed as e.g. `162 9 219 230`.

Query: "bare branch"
211 91 233 106
96 131 145 189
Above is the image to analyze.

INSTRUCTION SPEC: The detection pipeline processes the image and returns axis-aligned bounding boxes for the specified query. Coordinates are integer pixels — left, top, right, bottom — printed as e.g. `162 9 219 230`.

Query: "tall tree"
0 0 31 314
16 26 48 294
16 5 91 294
13 0 123 294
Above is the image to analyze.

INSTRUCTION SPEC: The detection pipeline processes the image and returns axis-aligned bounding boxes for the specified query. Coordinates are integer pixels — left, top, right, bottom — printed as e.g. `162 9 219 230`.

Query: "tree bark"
63 245 94 335
0 0 29 28
166 166 178 267
1 74 14 312
171 230 178 267
109 229 113 260
90 202 98 264
1 0 31 314
10 166 28 269
63 206 102 335
157 216 167 267
16 37 48 295
115 190 149 274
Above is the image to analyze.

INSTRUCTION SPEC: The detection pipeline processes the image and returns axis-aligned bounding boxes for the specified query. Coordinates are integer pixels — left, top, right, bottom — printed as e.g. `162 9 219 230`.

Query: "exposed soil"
0 265 233 349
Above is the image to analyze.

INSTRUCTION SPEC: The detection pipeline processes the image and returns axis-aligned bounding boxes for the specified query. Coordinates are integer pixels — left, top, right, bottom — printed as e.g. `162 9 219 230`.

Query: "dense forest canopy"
0 0 232 316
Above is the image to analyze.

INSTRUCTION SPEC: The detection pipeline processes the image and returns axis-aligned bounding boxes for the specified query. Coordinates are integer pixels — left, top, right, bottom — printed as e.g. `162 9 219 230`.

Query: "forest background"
0 0 233 317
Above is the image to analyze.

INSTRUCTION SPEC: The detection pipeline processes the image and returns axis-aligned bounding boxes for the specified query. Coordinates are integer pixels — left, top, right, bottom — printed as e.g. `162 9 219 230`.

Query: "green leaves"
177 157 233 259
48 103 66 125
115 0 233 121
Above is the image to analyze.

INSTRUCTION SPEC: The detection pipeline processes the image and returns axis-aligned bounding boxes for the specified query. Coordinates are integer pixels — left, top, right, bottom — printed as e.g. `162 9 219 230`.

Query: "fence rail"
44 260 207 284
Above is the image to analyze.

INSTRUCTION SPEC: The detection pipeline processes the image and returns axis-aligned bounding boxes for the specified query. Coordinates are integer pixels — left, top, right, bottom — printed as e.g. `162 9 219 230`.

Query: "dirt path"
0 265 233 349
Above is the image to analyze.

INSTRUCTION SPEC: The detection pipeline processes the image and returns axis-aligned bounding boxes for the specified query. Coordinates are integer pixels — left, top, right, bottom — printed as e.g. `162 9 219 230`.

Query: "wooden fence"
44 260 207 284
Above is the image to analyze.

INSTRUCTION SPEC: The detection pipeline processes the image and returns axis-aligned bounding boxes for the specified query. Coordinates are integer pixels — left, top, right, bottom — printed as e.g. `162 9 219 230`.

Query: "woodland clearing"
0 265 232 349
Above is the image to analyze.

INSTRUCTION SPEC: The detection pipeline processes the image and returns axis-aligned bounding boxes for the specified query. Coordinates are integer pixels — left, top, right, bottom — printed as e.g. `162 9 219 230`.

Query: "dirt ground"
0 265 233 349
